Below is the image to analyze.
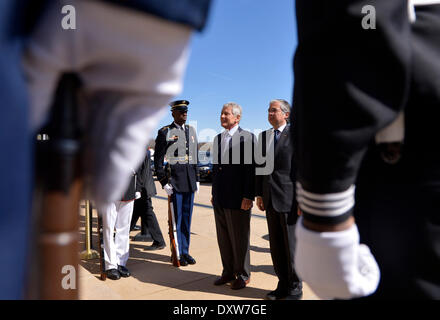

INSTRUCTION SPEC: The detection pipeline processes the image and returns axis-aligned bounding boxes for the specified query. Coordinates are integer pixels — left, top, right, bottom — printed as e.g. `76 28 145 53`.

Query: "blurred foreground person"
23 0 211 213
0 0 210 299
293 0 440 299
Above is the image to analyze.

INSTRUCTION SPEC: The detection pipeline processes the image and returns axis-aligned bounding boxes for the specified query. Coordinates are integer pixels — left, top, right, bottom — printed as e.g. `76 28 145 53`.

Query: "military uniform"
102 170 139 279
154 100 199 264
293 0 440 299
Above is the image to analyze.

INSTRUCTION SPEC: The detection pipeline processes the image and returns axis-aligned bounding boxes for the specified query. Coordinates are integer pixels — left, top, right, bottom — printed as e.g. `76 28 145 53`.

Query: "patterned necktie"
274 129 280 146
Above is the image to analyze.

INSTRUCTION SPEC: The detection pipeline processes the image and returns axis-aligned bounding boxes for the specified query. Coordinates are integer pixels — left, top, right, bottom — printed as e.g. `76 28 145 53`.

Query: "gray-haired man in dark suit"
256 99 302 300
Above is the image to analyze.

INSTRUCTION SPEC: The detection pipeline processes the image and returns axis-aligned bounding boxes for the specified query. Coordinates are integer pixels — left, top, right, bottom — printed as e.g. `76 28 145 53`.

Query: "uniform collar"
173 122 185 130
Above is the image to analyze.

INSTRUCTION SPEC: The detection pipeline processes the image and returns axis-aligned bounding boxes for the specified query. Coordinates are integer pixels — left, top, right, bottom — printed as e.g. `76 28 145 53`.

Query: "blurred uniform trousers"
0 0 211 299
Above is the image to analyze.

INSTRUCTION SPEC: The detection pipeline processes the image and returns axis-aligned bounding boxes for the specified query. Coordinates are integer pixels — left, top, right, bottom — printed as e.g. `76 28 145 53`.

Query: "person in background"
131 149 166 250
103 171 141 280
256 99 302 300
154 100 199 266
211 102 256 290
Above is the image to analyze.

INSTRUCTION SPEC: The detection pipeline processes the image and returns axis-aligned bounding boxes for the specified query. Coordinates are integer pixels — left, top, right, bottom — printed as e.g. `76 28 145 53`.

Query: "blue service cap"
170 100 189 112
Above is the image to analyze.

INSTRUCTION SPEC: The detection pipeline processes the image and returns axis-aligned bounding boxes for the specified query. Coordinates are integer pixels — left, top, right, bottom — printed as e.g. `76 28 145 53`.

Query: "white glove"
294 217 380 300
196 181 200 194
164 183 173 196
135 192 141 200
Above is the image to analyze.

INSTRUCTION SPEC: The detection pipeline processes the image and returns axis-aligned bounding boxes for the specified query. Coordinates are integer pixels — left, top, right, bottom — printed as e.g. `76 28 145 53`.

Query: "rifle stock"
167 196 180 267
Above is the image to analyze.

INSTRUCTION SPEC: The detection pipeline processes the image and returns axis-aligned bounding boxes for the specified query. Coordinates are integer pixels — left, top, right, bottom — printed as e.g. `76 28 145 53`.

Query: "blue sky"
155 0 298 142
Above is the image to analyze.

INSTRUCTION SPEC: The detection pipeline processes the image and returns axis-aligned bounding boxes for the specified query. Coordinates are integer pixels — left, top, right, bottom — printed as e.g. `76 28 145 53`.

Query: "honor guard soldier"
154 100 200 266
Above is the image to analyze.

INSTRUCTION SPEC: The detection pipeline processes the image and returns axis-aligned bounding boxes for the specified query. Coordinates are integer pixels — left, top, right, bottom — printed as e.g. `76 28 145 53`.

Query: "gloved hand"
135 192 141 200
294 217 380 299
164 183 173 196
196 181 200 194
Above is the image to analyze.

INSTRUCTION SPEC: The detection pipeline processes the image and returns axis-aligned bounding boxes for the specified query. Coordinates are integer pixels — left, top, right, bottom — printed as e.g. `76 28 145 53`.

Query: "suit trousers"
172 192 194 256
213 206 251 281
103 200 134 270
131 196 165 244
266 203 301 293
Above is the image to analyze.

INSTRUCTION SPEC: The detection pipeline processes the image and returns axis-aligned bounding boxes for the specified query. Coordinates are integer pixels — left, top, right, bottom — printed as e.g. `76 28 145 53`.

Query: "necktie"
274 129 280 146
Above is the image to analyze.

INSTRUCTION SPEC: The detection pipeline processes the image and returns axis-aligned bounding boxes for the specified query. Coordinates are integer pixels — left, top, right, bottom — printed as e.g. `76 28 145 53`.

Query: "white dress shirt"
221 124 239 156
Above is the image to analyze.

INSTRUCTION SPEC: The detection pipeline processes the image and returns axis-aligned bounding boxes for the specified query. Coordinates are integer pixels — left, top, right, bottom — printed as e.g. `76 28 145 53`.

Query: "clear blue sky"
155 0 298 142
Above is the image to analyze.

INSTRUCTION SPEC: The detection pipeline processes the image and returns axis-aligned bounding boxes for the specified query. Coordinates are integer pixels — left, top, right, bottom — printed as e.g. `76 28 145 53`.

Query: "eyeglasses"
268 108 283 114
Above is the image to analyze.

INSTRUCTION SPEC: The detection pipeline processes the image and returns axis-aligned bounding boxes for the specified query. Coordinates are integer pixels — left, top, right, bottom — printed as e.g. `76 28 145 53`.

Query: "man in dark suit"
131 148 166 250
211 102 256 290
255 99 302 300
154 100 199 266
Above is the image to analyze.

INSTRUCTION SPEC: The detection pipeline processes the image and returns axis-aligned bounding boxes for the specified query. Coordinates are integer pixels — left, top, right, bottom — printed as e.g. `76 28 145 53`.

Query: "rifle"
168 196 180 267
32 73 82 299
96 210 107 280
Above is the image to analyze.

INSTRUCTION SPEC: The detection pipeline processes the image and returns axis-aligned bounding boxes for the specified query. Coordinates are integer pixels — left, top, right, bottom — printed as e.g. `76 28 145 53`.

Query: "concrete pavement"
78 181 319 300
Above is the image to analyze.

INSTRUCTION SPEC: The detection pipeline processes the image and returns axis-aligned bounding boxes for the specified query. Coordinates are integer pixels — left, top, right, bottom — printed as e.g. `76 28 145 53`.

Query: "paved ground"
78 181 319 300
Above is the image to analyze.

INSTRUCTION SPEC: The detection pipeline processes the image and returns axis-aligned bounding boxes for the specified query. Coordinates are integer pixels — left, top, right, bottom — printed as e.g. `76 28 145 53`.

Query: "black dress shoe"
283 292 303 300
214 275 236 286
179 257 188 266
284 283 303 300
265 289 286 300
106 269 121 280
117 265 131 277
146 241 166 251
183 254 196 265
231 277 250 290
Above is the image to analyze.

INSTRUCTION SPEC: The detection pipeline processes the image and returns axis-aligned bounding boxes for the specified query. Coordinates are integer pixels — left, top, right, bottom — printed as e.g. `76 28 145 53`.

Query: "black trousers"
213 206 251 281
266 202 301 293
130 196 165 244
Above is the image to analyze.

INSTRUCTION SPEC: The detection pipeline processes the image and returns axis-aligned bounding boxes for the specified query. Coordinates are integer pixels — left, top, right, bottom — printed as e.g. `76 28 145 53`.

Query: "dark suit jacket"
136 149 157 198
212 127 256 209
154 122 199 193
255 125 297 217
121 171 139 201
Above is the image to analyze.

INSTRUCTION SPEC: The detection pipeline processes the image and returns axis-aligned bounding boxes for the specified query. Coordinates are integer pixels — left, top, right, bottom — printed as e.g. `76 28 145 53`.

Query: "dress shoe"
106 269 121 280
265 289 286 300
283 292 303 300
183 254 196 265
117 265 131 277
146 241 166 251
213 275 236 286
283 284 303 300
130 225 141 231
230 277 250 290
179 257 188 266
